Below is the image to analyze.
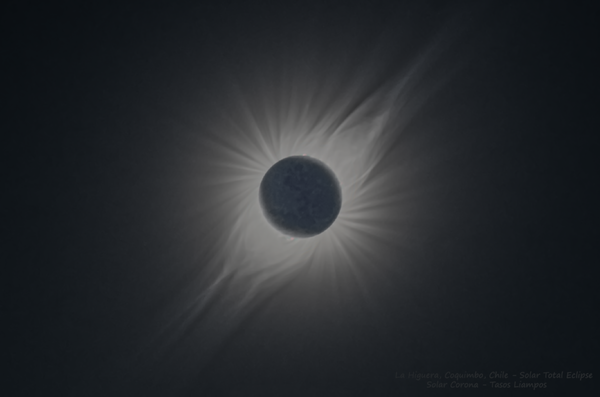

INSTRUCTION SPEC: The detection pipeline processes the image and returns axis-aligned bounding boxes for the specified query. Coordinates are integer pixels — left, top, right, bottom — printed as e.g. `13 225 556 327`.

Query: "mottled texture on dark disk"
259 156 342 238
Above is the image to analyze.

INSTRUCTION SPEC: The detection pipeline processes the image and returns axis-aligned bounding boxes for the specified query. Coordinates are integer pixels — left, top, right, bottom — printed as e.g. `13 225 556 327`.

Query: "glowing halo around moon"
138 16 470 381
150 74 425 374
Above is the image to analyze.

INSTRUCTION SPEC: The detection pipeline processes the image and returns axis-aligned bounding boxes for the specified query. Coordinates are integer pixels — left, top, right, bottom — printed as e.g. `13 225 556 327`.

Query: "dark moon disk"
259 155 342 238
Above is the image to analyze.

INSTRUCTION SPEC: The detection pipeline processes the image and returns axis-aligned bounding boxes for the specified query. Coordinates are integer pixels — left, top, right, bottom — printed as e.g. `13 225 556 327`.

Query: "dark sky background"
8 1 596 396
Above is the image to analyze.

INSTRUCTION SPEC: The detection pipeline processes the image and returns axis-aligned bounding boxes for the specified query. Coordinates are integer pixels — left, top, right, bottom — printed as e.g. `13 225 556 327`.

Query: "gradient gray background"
8 1 595 396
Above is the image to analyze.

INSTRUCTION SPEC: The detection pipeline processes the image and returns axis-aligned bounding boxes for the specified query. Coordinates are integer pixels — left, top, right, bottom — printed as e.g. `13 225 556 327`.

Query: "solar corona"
140 9 471 383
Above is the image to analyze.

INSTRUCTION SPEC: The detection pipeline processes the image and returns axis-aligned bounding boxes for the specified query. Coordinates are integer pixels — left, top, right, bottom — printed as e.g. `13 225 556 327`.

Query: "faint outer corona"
259 155 342 238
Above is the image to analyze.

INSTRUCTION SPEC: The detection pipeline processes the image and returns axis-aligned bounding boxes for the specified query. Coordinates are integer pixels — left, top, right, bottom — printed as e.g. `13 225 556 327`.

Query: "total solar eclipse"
259 155 342 238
